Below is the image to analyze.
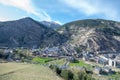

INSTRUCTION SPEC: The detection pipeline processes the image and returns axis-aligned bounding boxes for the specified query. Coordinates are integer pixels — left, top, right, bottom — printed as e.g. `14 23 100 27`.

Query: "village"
0 46 120 76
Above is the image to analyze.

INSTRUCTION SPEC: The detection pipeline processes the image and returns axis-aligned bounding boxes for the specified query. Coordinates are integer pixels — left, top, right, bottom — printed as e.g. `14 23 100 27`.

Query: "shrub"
56 67 61 75
49 65 55 70
49 65 95 80
49 65 62 75
74 71 95 80
60 69 74 80
0 49 4 58
69 58 79 63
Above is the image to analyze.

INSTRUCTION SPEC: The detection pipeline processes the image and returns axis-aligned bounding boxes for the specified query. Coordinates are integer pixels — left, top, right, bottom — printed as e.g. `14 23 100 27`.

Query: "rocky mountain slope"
0 17 120 53
58 19 120 52
0 17 66 48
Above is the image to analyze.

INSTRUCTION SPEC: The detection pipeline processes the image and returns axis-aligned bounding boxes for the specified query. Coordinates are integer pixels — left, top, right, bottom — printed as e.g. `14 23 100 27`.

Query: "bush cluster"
49 65 95 80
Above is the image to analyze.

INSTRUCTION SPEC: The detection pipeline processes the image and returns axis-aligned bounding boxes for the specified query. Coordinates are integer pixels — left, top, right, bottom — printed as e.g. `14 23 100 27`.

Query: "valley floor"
0 62 62 80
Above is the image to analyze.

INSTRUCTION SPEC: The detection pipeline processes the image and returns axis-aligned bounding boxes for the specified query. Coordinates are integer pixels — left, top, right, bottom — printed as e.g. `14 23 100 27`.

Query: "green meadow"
0 62 62 80
32 57 54 63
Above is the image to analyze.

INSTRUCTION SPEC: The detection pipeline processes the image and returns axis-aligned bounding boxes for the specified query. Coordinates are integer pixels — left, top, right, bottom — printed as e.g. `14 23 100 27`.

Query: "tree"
0 49 4 58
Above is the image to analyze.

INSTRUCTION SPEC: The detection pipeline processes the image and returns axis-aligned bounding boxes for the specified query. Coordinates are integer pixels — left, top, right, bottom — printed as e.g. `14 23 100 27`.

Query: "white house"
108 59 116 67
108 58 120 68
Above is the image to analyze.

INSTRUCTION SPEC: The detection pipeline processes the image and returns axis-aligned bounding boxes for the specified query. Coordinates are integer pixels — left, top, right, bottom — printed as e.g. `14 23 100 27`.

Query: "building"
93 66 101 74
98 56 108 65
93 66 115 75
108 59 116 67
108 54 120 68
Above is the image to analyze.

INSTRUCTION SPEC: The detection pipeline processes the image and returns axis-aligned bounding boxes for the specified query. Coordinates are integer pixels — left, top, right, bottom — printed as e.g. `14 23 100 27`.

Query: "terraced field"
0 62 62 80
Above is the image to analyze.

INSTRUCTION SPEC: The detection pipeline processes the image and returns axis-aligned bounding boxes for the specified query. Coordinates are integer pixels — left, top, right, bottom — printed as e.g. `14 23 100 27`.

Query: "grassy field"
0 62 62 80
48 58 92 70
69 60 92 70
32 57 54 64
48 58 66 66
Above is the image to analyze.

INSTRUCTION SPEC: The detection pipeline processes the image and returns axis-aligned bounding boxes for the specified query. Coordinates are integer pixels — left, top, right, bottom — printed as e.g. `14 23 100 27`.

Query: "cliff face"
0 17 67 48
58 19 120 52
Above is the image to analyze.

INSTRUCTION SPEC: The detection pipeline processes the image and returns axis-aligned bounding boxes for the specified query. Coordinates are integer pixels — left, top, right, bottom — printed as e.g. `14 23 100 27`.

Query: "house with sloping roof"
93 66 101 74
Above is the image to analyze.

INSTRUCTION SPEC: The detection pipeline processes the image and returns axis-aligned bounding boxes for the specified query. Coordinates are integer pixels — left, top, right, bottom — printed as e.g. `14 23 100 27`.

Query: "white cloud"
0 16 31 21
0 17 8 21
0 0 51 21
61 0 119 21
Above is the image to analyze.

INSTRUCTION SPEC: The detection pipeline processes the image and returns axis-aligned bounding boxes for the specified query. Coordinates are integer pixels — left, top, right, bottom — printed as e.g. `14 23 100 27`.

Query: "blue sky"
0 0 120 24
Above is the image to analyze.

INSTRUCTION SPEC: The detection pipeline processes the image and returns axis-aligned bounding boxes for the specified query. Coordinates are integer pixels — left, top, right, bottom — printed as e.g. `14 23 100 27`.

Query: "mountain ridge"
0 17 67 48
0 17 120 53
58 19 120 52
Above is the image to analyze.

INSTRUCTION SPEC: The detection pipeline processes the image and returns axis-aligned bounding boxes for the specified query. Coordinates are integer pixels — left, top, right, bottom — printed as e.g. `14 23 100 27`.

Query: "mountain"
1 17 120 52
58 19 120 52
0 17 66 48
40 21 61 29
